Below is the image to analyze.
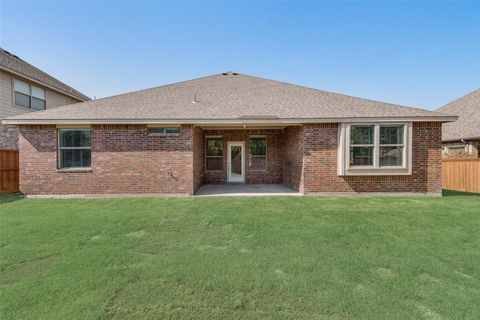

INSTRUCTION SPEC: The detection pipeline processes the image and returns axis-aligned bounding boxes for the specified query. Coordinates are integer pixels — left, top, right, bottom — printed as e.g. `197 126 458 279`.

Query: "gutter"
2 115 458 125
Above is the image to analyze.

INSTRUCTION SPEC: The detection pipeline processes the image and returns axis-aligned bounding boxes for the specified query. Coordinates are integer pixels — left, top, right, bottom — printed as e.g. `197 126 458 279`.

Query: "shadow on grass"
0 193 24 205
442 189 480 197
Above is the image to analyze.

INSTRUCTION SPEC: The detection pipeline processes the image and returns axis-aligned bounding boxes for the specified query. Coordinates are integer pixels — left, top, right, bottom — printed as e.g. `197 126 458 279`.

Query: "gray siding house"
0 48 90 149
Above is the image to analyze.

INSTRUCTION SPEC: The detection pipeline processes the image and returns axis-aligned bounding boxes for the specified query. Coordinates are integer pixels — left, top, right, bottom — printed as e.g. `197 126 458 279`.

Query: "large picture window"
58 129 91 169
339 123 411 175
249 136 267 170
205 137 223 171
14 78 46 110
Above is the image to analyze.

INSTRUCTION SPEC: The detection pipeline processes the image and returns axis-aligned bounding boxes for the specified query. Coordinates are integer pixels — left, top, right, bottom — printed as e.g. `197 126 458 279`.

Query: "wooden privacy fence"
0 149 19 193
442 159 480 193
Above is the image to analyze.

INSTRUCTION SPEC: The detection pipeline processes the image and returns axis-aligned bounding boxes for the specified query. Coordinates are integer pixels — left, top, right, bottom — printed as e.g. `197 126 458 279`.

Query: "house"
0 48 90 149
436 89 480 158
2 72 456 196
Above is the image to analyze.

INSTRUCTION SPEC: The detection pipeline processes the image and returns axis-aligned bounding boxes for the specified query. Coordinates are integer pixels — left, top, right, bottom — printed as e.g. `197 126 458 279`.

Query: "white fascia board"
2 116 458 125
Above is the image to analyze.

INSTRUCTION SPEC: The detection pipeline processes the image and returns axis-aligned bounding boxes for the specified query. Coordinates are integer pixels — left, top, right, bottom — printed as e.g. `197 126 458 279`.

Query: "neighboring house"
3 72 456 196
0 48 90 149
436 89 480 158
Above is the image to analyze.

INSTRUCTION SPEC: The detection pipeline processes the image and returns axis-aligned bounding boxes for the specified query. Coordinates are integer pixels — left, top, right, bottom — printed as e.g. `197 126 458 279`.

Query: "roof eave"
2 115 459 125
442 136 480 143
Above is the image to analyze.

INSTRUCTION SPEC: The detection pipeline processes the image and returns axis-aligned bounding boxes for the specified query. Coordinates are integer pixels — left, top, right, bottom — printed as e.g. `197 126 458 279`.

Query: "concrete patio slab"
195 184 300 196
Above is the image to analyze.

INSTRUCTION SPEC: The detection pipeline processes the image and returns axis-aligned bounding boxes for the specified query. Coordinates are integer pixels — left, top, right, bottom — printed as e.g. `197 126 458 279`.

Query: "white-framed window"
338 123 412 175
249 135 267 171
205 136 223 171
147 127 181 136
58 129 91 169
13 78 46 110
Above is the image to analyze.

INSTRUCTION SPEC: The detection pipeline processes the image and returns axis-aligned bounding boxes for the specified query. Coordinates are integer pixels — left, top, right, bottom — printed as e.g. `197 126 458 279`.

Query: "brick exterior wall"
282 126 304 193
17 122 443 195
0 124 19 149
202 129 283 184
300 122 442 194
192 126 204 193
19 124 195 195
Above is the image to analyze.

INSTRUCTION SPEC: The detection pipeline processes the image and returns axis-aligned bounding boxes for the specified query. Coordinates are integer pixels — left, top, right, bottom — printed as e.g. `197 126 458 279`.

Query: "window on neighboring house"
249 136 267 170
147 127 181 135
339 123 411 175
14 78 46 110
205 137 223 171
58 129 91 169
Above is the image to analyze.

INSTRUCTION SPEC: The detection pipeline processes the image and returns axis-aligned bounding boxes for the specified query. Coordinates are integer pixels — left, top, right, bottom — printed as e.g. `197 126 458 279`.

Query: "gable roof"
0 48 90 102
436 88 480 142
3 72 455 125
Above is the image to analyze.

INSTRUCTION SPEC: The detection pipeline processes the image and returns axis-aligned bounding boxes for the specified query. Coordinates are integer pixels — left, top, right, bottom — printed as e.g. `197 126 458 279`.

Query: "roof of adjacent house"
0 48 90 102
3 72 456 125
436 88 480 142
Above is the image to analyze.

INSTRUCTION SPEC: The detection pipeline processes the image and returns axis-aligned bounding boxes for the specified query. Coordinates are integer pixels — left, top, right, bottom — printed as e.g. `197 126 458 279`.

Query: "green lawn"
1 193 479 319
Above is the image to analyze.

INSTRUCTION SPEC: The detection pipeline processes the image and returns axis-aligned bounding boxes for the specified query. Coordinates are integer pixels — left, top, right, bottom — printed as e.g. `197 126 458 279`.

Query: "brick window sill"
57 168 92 173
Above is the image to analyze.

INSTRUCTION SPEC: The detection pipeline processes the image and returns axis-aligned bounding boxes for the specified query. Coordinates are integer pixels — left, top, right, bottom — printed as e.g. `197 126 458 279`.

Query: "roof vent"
221 71 238 76
192 93 199 103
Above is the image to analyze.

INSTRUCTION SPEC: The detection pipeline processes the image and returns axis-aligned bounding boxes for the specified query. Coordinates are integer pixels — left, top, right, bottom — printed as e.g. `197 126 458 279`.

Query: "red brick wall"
192 126 204 193
202 129 283 184
301 122 442 194
282 126 304 192
18 122 442 195
18 124 195 195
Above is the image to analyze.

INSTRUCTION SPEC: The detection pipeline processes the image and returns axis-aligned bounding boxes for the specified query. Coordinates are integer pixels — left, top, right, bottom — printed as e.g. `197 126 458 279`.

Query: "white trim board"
2 115 457 125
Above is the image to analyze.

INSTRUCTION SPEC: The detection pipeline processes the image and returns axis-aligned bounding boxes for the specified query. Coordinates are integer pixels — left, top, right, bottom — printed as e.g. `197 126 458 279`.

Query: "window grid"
13 78 46 110
205 137 223 172
348 124 406 169
147 127 181 135
58 129 92 169
249 136 267 171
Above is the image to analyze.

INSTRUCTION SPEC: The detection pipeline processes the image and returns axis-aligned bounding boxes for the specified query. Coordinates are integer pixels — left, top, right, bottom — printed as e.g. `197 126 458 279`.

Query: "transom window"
249 136 267 171
205 137 223 171
58 129 91 169
147 127 181 135
339 123 411 175
14 78 46 110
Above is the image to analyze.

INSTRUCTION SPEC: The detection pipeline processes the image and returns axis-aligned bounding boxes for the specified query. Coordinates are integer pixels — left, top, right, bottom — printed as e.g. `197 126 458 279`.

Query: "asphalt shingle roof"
0 48 90 102
4 72 454 124
436 88 480 142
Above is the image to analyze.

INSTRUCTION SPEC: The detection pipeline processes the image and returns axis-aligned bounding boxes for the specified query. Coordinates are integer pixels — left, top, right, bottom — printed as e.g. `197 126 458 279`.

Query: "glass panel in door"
230 145 242 177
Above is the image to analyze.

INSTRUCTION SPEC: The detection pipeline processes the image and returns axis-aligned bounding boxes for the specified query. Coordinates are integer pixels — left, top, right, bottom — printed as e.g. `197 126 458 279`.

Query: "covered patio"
192 125 303 193
195 184 299 196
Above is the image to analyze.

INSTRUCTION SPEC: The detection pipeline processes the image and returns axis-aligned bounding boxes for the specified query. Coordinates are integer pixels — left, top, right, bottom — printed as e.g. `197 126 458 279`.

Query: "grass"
0 193 479 319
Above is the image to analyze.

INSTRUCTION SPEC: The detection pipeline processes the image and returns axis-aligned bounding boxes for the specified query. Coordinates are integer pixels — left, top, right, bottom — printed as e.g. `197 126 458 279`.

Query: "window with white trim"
58 129 91 169
205 137 223 171
14 78 46 110
339 123 411 175
147 127 181 135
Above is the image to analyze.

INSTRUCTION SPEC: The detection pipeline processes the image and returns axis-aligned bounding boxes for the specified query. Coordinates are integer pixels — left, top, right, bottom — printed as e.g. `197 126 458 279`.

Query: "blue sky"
1 1 479 110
